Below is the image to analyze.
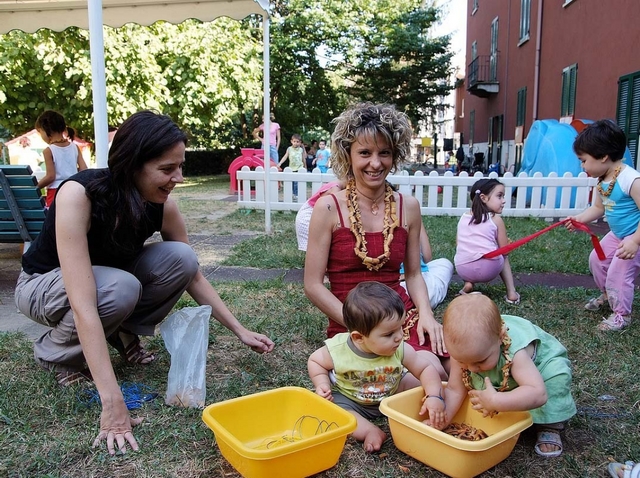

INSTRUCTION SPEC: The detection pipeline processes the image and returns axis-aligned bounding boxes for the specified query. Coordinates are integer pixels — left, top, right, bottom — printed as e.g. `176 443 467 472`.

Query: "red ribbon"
482 218 605 260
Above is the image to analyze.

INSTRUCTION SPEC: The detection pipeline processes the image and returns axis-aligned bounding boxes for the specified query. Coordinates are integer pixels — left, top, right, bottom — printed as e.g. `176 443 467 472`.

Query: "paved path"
1 220 634 341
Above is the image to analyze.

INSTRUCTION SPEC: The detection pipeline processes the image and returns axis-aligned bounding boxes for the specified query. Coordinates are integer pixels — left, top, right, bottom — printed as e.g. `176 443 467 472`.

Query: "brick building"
458 0 640 172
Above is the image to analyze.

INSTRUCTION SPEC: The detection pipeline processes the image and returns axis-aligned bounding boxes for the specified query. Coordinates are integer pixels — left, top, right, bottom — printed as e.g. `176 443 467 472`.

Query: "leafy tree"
342 4 453 131
0 20 264 148
0 28 94 138
267 0 453 138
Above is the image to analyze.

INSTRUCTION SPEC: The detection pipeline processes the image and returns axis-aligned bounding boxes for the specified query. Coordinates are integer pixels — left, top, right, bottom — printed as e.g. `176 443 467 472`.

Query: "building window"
519 0 531 42
561 64 578 117
516 87 527 127
563 0 577 6
490 18 499 81
472 0 478 15
469 110 475 146
617 71 640 167
471 41 477 61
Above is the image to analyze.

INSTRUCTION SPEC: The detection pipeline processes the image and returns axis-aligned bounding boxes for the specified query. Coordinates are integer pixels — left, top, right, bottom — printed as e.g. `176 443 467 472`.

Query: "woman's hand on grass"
238 330 275 354
93 401 143 455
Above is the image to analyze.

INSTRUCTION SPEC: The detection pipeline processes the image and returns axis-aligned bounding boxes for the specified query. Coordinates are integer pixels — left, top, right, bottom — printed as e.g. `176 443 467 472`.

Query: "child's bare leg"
500 257 519 302
350 411 386 453
461 281 474 293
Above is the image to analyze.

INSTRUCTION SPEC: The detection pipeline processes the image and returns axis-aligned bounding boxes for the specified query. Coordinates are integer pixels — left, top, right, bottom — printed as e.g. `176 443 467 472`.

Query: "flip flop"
534 429 563 458
608 461 640 478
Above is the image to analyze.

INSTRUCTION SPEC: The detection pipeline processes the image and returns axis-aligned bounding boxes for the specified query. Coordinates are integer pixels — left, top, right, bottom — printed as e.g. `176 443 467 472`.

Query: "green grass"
2 175 635 477
1 282 639 477
222 211 593 275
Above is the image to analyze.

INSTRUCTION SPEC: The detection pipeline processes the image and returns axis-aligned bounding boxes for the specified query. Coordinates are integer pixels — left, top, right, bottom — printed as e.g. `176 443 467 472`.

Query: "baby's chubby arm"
469 348 547 415
307 346 334 401
402 344 447 429
424 360 468 430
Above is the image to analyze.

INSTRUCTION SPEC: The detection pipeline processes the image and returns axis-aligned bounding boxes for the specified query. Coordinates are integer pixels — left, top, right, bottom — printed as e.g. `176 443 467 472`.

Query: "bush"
184 148 241 176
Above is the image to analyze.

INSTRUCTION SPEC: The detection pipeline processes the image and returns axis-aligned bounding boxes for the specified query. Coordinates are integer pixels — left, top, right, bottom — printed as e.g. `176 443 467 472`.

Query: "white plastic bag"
159 305 211 408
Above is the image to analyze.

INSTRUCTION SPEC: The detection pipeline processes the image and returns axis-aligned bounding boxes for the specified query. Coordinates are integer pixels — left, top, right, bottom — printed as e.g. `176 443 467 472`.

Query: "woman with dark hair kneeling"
15 110 274 455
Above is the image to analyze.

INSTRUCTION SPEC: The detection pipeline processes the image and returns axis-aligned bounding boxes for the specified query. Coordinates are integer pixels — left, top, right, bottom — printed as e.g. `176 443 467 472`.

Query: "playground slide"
520 119 633 207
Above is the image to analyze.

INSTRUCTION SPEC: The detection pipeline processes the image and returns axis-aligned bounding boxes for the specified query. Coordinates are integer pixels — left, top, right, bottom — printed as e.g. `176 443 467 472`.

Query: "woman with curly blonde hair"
304 103 449 379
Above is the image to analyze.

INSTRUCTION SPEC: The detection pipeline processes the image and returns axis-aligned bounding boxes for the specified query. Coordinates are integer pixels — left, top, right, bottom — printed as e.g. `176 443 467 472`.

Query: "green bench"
0 165 46 246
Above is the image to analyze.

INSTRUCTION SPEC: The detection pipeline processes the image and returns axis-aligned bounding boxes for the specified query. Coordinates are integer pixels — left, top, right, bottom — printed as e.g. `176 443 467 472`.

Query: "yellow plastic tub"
380 386 532 478
202 386 357 478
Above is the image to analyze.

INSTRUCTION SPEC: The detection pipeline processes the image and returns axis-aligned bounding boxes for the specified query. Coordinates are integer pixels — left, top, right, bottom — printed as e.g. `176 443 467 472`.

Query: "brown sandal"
107 329 156 365
55 369 92 388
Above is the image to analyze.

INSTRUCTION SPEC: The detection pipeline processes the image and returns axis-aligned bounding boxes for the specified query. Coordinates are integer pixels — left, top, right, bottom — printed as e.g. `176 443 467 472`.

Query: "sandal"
608 461 640 478
55 368 92 388
504 293 521 305
534 429 563 458
107 329 156 365
585 293 607 311
598 313 632 331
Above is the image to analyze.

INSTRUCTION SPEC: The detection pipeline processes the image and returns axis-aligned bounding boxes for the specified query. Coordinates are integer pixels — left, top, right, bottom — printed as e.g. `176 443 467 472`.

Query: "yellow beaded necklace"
597 165 622 198
347 178 398 272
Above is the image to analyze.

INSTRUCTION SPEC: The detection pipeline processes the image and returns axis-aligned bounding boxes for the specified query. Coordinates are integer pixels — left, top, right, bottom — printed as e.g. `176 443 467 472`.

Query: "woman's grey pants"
15 242 199 372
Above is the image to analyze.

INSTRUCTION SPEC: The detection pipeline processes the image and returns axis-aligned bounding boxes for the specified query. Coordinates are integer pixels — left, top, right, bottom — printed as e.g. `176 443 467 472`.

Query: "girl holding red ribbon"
566 120 640 331
454 178 520 305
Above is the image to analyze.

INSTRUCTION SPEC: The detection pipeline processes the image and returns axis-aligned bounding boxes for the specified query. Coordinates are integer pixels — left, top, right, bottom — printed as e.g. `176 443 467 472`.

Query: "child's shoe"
585 293 607 311
597 313 632 331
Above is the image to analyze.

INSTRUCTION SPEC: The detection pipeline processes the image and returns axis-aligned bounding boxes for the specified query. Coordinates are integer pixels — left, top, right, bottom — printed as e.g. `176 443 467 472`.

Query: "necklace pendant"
371 203 379 215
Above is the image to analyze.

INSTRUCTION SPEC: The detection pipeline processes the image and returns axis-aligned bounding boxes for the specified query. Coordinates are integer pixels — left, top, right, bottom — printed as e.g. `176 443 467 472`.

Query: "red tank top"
325 193 414 338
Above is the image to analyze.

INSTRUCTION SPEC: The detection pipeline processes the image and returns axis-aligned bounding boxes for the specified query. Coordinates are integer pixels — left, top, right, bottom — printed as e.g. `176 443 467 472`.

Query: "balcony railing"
467 55 499 97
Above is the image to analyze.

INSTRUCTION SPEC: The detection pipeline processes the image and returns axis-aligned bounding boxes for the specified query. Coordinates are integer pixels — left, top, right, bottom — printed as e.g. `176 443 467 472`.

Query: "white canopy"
0 0 275 231
0 0 267 32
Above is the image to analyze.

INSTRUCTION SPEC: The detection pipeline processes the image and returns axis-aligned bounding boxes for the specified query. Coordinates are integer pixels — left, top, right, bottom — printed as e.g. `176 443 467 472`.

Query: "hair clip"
475 189 481 195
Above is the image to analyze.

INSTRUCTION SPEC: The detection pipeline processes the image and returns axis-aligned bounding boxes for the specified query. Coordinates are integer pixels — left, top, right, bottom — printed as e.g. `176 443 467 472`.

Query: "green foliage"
0 28 94 138
344 4 453 129
0 19 264 147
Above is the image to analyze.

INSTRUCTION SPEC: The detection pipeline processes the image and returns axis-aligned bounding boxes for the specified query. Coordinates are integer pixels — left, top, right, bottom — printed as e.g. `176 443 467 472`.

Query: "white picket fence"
235 167 598 218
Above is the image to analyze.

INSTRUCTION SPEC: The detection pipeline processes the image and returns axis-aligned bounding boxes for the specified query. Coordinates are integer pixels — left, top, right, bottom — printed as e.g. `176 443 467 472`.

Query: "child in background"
35 110 88 208
295 180 345 251
566 120 640 331
399 221 454 309
313 139 331 173
454 178 520 305
434 293 576 458
252 113 281 162
305 139 318 172
278 133 305 197
308 281 446 453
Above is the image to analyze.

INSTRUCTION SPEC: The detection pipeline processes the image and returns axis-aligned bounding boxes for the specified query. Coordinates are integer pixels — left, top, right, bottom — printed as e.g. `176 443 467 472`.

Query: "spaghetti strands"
443 422 489 441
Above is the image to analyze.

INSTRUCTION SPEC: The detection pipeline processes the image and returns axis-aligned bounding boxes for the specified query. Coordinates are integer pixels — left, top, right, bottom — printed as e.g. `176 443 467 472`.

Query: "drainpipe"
532 0 544 121
501 0 511 169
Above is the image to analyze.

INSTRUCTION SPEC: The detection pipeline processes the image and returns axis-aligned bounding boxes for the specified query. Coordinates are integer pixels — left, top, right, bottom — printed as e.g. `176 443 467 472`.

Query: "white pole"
262 13 272 234
87 0 109 168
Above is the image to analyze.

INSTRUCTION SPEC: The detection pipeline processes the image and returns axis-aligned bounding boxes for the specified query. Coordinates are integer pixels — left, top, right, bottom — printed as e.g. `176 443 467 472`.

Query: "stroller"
471 152 486 175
